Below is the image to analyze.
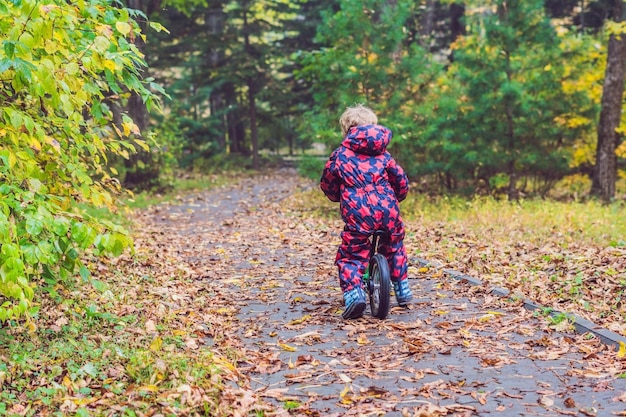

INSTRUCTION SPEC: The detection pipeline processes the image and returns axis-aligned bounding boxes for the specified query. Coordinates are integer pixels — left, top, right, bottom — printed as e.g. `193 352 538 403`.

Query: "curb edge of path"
412 257 626 352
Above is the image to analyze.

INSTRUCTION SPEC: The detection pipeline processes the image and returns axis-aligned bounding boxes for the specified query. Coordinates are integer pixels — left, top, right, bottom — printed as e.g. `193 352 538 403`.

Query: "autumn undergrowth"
124 170 238 210
0 171 262 416
0 262 240 416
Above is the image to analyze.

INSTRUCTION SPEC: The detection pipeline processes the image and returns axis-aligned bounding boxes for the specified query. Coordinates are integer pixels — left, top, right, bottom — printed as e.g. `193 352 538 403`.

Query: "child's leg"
335 230 370 291
335 230 370 318
380 229 413 306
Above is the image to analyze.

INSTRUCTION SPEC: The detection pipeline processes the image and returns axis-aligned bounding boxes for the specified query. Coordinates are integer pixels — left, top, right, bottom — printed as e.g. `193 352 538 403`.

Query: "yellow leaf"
459 328 472 338
340 384 353 404
478 313 496 322
150 336 162 352
216 307 234 316
288 314 311 326
486 311 505 316
122 122 133 136
103 59 117 72
617 341 626 358
134 138 150 152
137 385 159 393
357 334 370 345
278 342 297 352
72 397 97 406
116 21 132 36
367 52 378 63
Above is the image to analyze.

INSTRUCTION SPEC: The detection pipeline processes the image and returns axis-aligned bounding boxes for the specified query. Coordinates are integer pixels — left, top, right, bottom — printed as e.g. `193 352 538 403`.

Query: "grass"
294 186 626 247
401 194 626 248
0 268 235 415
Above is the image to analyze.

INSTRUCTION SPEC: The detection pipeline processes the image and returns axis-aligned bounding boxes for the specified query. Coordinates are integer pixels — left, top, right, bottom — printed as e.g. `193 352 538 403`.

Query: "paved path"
152 170 626 416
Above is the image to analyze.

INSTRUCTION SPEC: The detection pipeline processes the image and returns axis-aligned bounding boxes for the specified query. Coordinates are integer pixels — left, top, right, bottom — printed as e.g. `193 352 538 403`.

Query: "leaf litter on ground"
1 171 625 416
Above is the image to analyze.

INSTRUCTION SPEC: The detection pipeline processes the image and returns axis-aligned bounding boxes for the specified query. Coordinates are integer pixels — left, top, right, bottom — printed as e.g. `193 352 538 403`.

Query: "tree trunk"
124 0 157 133
248 79 259 169
420 0 435 47
591 28 626 202
207 7 226 149
243 4 260 169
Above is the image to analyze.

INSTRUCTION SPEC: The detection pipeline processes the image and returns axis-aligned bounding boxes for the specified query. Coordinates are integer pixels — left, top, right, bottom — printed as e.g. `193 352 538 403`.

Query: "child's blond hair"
339 104 378 136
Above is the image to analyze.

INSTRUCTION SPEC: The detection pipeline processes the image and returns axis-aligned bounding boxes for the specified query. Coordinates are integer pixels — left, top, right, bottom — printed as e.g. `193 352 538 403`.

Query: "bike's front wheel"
368 253 391 319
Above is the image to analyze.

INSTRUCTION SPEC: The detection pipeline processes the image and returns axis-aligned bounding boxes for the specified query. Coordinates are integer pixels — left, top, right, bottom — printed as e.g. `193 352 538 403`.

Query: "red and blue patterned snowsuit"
320 124 409 293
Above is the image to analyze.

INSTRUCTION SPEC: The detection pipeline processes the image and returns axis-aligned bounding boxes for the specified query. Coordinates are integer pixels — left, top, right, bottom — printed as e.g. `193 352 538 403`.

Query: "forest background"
132 0 626 202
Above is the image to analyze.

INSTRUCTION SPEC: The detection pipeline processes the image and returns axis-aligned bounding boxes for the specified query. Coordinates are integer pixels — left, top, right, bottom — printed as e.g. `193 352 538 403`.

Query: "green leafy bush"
0 1 161 321
297 155 326 180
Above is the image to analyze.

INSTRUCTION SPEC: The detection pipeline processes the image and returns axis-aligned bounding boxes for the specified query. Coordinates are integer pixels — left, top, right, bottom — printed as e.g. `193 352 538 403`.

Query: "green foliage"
416 0 596 196
296 155 326 180
296 0 441 148
0 1 158 320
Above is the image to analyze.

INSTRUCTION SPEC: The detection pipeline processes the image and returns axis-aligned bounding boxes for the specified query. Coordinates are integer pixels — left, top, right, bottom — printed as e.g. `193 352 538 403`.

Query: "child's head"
339 104 378 136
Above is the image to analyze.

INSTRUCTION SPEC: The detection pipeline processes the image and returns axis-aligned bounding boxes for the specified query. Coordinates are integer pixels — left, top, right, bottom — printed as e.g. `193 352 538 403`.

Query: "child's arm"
320 151 342 202
386 156 409 202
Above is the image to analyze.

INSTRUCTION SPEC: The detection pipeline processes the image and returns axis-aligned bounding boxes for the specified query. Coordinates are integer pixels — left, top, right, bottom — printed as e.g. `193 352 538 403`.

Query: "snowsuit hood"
342 124 391 156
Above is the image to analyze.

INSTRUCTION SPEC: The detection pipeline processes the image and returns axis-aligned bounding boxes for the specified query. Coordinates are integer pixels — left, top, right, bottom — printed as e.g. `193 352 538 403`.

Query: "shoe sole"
397 296 413 307
342 301 366 319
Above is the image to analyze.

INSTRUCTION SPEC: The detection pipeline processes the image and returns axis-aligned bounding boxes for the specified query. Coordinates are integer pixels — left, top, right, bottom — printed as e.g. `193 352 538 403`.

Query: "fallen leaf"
149 336 162 351
277 342 297 352
538 396 554 407
564 397 576 408
288 314 311 326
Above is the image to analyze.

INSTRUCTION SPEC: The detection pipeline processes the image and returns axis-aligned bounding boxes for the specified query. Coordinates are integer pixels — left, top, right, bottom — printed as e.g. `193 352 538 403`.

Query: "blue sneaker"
342 287 366 319
393 279 413 306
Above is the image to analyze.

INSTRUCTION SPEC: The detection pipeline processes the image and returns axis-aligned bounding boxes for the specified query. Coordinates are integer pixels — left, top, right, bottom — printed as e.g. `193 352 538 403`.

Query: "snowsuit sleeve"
320 149 342 202
386 155 409 202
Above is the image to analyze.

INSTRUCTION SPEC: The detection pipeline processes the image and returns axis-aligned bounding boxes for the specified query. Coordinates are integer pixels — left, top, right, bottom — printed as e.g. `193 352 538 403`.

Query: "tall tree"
296 0 438 154
591 1 626 202
429 0 593 198
145 0 305 169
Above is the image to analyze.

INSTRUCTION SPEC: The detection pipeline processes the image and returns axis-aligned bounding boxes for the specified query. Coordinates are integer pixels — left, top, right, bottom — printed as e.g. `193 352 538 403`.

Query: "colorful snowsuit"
320 124 409 293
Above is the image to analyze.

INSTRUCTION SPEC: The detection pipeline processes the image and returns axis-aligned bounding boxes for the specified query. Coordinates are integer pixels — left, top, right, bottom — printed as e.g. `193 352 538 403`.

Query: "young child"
320 104 413 319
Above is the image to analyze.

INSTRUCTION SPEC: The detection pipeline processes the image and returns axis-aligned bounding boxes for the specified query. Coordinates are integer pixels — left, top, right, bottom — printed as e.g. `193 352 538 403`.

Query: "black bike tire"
369 253 391 319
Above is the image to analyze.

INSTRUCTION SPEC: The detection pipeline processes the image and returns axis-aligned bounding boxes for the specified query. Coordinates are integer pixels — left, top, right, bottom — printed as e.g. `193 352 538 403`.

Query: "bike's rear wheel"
368 253 391 319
